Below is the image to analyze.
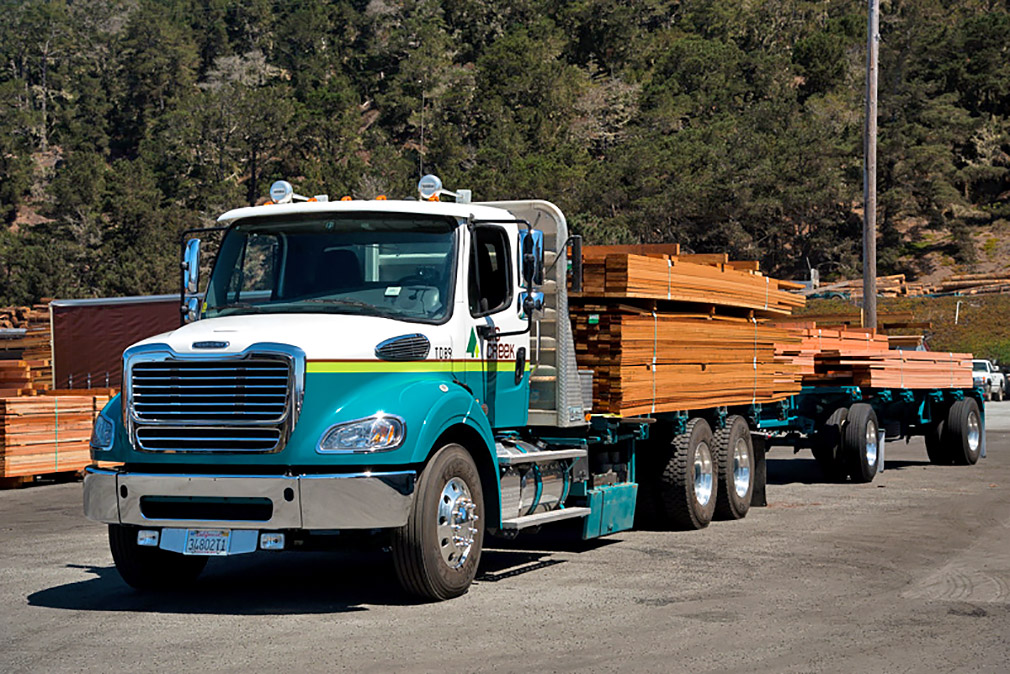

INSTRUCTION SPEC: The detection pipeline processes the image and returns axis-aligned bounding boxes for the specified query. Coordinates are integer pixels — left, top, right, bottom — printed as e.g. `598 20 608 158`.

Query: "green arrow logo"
466 327 480 358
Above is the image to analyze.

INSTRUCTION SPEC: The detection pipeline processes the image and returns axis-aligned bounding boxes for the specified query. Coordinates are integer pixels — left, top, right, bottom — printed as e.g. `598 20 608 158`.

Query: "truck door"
463 225 530 428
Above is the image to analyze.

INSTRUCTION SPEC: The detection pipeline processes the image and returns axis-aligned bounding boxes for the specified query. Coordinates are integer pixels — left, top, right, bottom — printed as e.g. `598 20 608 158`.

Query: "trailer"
82 176 984 600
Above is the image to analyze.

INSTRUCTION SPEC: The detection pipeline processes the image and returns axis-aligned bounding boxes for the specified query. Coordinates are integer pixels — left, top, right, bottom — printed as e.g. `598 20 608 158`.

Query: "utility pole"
862 0 880 329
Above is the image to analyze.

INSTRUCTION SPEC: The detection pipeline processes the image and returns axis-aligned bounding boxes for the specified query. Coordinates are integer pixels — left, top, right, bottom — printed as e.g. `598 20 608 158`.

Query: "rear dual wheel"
927 398 982 466
659 419 718 530
713 416 754 520
811 404 879 483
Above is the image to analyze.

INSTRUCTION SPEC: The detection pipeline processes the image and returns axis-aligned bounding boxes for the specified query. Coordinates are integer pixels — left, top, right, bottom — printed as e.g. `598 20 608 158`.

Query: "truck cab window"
469 227 512 317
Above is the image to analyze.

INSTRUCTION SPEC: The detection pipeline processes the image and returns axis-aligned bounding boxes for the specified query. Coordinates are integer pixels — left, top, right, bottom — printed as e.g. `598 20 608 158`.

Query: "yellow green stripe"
307 360 527 374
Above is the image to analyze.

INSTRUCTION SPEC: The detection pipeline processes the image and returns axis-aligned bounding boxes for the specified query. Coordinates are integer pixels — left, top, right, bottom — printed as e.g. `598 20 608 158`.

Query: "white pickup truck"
972 359 1005 401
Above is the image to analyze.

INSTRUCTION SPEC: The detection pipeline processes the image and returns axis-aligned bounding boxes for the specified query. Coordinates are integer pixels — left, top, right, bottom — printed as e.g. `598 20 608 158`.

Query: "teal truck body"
84 177 985 600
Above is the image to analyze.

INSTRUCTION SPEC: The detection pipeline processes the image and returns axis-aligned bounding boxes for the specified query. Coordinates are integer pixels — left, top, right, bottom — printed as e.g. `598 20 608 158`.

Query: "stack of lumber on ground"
775 325 972 389
574 250 805 316
571 307 802 414
776 311 931 332
936 273 1010 295
0 304 52 391
0 360 52 396
569 246 807 415
804 274 933 298
0 394 109 479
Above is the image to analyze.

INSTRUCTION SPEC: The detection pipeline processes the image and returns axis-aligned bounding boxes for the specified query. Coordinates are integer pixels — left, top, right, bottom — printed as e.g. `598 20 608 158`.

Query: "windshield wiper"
301 298 376 309
206 302 270 314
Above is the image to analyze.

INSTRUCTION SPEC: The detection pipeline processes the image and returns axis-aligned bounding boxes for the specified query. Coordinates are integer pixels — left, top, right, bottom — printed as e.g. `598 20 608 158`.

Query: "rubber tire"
659 418 717 530
925 418 952 465
842 403 879 483
108 524 208 590
947 398 982 466
713 416 753 521
392 444 484 601
812 407 848 481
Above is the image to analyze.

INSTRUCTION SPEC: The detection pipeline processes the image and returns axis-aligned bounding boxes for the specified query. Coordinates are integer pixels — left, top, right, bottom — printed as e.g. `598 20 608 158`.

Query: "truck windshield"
205 213 458 323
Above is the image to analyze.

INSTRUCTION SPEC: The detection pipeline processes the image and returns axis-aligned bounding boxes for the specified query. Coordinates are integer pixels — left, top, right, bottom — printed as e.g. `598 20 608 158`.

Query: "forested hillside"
1 0 1008 304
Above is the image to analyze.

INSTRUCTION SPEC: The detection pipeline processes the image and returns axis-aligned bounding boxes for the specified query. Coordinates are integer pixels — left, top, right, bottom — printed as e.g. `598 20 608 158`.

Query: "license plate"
183 529 231 556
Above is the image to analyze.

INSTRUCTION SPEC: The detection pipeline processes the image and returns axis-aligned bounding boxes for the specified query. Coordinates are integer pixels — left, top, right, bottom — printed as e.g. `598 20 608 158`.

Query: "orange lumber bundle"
574 252 805 316
775 325 972 389
571 308 803 415
0 394 109 479
0 304 53 391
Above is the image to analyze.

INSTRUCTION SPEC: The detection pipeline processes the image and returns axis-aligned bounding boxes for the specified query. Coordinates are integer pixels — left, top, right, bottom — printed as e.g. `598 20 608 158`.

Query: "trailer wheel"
812 407 848 481
947 398 982 466
392 443 484 601
108 524 207 590
925 419 951 465
842 403 879 483
714 416 753 520
660 418 717 530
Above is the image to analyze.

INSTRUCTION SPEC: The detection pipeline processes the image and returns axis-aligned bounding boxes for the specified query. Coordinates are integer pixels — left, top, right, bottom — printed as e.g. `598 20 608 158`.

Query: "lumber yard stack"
569 246 805 415
805 274 931 298
0 393 110 480
0 304 53 392
775 324 973 389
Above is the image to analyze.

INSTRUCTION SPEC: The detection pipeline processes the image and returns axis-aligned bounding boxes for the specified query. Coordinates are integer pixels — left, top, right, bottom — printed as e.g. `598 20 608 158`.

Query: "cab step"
499 507 592 531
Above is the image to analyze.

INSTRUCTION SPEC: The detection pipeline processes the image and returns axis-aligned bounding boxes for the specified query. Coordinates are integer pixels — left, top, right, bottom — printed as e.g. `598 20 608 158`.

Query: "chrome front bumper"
83 467 415 530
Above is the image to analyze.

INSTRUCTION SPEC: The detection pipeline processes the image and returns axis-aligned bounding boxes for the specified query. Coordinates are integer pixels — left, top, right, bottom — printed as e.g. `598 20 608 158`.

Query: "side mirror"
183 297 200 324
518 229 544 288
182 238 201 294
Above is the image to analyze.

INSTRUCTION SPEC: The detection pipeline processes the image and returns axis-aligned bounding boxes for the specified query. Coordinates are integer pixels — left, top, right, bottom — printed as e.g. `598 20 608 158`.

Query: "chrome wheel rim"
733 437 751 499
967 410 981 452
437 477 478 569
694 442 714 507
865 419 878 468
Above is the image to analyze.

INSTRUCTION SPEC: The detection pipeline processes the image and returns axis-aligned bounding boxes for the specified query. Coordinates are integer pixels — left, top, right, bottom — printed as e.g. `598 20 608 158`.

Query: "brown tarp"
52 296 180 389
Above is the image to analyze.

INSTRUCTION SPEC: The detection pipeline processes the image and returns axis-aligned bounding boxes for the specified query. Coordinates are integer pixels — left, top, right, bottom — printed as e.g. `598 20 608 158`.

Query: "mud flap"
750 434 767 508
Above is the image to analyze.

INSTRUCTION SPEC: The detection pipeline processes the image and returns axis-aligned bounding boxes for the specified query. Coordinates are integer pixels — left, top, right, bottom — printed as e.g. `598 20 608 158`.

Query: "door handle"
515 347 526 385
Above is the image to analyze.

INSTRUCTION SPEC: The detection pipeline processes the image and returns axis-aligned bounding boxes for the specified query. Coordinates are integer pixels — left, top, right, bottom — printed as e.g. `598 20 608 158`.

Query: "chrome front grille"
132 360 289 422
125 344 304 454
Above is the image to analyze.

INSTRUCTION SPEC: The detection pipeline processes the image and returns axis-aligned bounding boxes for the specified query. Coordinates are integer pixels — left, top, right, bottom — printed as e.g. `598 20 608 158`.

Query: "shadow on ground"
766 456 935 486
28 529 613 615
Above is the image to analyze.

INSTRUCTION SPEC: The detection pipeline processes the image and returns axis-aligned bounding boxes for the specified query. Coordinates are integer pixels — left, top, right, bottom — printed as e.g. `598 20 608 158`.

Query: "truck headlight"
90 412 115 451
317 414 406 453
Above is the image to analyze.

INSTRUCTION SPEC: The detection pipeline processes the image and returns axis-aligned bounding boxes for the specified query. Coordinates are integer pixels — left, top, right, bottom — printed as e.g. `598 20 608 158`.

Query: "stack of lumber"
574 250 805 316
805 274 932 298
0 304 52 391
0 394 110 479
571 307 802 414
0 361 52 396
776 325 972 389
570 247 807 415
936 273 1010 295
778 311 931 332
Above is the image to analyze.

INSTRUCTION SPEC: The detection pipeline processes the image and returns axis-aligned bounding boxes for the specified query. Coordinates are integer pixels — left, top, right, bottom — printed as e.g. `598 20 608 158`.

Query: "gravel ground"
2 403 1009 673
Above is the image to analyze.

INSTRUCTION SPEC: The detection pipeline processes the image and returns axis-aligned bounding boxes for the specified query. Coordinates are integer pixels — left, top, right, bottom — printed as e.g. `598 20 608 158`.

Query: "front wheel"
108 524 207 590
392 443 484 601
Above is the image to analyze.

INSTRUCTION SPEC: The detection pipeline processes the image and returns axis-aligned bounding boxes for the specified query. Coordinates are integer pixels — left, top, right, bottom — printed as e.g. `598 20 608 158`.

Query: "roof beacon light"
417 174 471 204
269 180 315 205
270 180 294 204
